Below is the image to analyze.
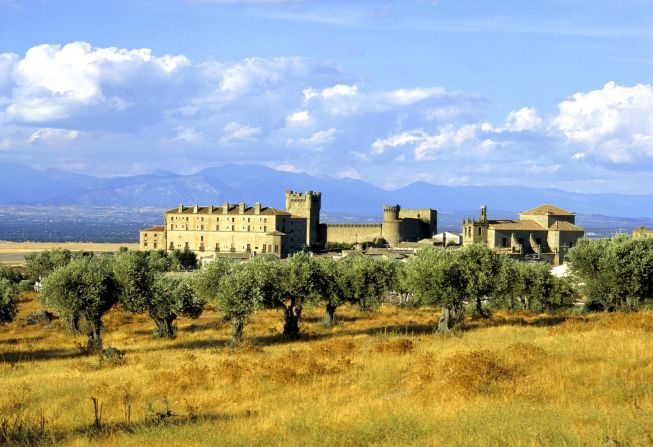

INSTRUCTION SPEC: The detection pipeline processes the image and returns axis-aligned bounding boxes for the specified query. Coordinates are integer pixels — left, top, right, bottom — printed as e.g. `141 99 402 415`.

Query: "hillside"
1 163 652 218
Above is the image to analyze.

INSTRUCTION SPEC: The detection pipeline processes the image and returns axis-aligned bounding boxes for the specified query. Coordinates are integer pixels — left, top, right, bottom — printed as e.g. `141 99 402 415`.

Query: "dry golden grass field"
1 292 652 446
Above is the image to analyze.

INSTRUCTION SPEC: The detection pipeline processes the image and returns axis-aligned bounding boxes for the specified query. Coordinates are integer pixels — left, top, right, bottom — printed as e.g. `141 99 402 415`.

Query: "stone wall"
320 223 383 244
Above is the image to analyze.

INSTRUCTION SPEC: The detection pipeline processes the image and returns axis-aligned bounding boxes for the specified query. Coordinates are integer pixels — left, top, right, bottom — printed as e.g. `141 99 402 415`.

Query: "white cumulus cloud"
555 81 653 163
219 121 262 143
503 107 543 132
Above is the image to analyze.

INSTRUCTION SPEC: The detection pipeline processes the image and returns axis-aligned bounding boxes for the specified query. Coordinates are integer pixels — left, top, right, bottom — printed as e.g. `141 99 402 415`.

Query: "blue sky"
1 0 652 193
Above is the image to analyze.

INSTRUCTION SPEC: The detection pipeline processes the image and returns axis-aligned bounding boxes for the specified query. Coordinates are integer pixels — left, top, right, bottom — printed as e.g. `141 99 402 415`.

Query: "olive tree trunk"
231 318 245 346
86 316 103 354
437 306 453 332
64 313 80 334
323 302 337 327
153 315 177 339
283 301 302 339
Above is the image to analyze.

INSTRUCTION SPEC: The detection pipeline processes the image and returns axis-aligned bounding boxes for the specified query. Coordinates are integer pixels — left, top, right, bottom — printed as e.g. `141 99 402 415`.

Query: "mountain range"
1 162 652 219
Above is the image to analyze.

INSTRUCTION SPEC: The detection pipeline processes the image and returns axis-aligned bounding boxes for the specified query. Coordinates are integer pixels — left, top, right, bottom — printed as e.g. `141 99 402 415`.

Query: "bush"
18 279 36 293
0 278 19 324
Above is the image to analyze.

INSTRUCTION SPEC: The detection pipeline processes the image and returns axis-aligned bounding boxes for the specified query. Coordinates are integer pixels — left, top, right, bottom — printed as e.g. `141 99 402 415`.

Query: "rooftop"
521 204 575 216
142 225 164 232
165 205 290 216
549 221 584 232
489 220 547 231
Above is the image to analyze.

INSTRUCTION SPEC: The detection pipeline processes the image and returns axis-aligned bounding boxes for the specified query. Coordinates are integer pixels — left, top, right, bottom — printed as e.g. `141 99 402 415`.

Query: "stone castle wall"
319 223 383 244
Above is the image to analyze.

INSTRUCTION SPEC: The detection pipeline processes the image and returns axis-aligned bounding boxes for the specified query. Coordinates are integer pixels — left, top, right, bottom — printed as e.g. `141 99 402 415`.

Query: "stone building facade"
139 190 437 258
462 204 585 266
632 226 653 239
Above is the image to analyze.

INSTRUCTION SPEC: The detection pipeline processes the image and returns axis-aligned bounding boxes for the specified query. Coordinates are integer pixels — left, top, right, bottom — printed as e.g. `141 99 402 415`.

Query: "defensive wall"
319 223 383 244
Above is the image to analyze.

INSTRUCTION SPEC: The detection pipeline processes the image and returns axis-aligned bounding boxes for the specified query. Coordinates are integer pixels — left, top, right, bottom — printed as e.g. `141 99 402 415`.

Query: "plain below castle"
139 191 437 258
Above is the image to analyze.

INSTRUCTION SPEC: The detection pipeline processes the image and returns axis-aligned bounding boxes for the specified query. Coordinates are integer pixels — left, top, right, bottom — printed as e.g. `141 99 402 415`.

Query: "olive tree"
39 256 119 353
25 249 73 281
115 251 204 338
457 243 501 318
270 253 328 339
341 256 396 310
147 275 204 338
0 265 23 284
567 235 653 311
170 247 198 271
404 247 466 332
0 278 19 324
215 258 283 344
316 257 351 327
492 256 523 311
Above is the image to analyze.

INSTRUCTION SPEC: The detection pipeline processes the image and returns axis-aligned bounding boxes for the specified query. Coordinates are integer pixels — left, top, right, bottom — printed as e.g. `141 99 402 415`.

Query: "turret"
382 204 402 246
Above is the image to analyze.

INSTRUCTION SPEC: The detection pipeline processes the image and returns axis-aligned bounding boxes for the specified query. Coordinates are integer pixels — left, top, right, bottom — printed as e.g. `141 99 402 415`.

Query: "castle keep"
139 191 437 258
462 204 585 266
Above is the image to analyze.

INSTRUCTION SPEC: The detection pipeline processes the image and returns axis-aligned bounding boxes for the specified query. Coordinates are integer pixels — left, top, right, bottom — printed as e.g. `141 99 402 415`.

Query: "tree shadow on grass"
78 411 249 439
464 314 571 331
0 347 83 363
0 335 46 345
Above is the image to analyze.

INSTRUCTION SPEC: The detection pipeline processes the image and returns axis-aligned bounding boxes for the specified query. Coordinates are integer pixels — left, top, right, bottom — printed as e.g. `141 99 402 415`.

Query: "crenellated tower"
382 204 402 246
285 190 322 247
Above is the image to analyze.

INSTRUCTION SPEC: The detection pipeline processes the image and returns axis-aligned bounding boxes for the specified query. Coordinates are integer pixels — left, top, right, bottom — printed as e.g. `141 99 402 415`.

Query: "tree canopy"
0 278 19 324
39 256 119 353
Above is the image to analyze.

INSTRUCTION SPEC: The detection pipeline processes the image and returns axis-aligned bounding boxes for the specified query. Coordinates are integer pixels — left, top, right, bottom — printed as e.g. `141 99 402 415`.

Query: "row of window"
170 216 269 223
169 241 280 253
168 224 270 232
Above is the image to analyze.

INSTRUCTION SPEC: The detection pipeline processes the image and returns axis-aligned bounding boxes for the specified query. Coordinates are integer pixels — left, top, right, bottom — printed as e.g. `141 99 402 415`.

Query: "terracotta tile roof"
489 220 547 231
548 221 585 232
521 204 575 216
165 205 290 216
142 225 164 232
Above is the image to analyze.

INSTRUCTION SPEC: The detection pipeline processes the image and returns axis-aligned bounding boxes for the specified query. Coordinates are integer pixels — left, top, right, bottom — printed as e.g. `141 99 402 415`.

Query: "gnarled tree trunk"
437 306 453 332
231 318 245 346
86 316 103 354
64 313 80 334
283 300 302 339
474 296 489 319
324 302 337 327
152 314 177 339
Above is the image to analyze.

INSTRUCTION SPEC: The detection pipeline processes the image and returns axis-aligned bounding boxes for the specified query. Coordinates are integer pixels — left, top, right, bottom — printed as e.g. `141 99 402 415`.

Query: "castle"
139 191 437 258
462 204 585 265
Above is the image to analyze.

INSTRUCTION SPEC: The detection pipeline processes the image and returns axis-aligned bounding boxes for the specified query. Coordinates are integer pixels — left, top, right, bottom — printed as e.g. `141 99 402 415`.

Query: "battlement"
286 190 322 200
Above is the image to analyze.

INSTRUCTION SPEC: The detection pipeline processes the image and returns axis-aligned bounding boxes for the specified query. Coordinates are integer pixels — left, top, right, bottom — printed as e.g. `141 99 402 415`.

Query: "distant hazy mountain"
1 162 652 218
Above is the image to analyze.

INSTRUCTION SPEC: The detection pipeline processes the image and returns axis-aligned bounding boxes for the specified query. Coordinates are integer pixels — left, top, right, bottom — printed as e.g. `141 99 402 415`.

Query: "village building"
139 190 437 259
632 226 653 239
462 204 585 266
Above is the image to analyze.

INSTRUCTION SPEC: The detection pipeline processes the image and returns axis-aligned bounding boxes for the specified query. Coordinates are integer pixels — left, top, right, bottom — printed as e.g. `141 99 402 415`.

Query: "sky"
1 0 652 194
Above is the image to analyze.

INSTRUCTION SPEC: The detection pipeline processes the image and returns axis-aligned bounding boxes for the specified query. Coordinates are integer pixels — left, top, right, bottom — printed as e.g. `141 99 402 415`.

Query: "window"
501 237 508 247
478 227 481 236
153 242 157 249
185 242 189 249
200 235 204 241
143 242 148 248
246 243 251 252
215 243 219 251
274 244 279 253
